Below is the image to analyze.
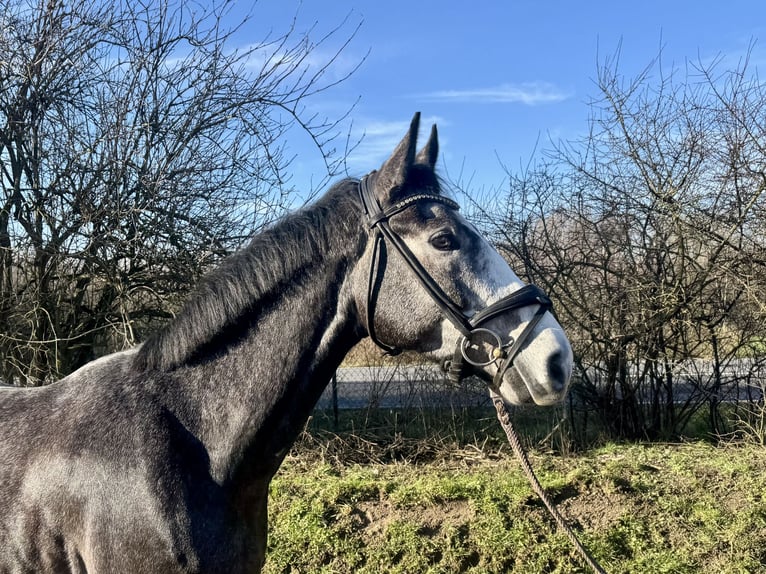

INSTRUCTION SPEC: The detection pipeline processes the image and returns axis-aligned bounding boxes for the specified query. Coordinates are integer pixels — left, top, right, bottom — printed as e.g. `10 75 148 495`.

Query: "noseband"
358 175 553 390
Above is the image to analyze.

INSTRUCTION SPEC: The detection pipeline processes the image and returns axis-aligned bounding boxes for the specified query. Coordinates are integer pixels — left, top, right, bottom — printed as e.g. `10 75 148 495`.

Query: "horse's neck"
164 247 364 486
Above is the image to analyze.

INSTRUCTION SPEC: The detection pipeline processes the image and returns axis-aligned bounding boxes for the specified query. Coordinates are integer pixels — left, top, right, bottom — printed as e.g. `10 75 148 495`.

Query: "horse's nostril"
547 352 569 392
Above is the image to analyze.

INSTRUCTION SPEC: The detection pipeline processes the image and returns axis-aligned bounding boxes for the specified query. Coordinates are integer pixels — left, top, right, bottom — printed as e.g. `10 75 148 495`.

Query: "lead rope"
492 394 607 574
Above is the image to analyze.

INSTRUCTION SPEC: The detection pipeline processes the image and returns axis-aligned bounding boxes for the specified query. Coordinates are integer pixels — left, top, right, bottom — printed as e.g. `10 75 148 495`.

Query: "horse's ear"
416 124 438 169
375 112 420 204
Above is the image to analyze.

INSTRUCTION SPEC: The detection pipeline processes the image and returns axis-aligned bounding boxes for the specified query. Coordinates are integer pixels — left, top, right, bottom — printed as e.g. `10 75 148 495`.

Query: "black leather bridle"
358 174 553 391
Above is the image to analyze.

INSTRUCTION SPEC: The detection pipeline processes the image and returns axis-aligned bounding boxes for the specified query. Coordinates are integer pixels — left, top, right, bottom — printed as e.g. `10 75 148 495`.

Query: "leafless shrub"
0 0 360 384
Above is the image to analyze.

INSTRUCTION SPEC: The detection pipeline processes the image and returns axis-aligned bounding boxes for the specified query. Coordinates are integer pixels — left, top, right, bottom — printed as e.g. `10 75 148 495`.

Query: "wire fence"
316 365 493 412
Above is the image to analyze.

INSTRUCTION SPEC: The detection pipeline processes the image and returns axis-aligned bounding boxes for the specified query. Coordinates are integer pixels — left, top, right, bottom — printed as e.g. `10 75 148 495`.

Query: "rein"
357 175 608 573
492 395 608 574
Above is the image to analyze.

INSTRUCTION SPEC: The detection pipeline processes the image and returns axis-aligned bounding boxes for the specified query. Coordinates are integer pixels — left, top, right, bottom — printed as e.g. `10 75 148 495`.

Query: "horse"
0 112 573 573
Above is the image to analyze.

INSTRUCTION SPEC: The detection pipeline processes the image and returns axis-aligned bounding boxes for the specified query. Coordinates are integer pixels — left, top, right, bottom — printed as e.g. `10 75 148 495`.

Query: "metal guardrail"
316 365 492 410
317 361 766 411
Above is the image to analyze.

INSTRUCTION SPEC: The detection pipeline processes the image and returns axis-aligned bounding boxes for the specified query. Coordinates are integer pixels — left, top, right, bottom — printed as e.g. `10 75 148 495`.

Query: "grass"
264 441 766 573
301 405 579 462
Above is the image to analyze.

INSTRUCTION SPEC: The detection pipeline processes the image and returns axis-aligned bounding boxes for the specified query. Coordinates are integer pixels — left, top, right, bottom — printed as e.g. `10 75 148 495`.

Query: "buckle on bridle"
460 328 514 367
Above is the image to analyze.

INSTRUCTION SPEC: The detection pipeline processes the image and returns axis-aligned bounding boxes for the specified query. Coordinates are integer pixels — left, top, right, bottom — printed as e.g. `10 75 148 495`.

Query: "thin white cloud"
416 82 570 105
236 42 367 86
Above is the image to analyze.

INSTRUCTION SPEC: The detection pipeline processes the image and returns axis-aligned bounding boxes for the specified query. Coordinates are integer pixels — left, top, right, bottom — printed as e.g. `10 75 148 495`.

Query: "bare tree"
470 46 766 441
0 0 360 385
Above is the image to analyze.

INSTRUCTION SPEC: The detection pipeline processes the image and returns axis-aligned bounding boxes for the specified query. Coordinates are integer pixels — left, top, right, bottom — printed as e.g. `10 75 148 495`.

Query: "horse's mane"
134 179 365 372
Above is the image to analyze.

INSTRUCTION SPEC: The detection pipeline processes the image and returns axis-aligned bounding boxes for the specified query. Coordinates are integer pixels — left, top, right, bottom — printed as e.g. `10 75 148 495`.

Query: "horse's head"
352 113 572 406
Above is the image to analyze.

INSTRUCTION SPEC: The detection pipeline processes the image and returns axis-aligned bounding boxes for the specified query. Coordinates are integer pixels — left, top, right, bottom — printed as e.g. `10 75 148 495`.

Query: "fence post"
332 373 339 430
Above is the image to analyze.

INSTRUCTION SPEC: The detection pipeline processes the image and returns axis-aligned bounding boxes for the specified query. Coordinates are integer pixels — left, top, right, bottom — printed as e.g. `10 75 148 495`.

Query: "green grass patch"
264 443 766 573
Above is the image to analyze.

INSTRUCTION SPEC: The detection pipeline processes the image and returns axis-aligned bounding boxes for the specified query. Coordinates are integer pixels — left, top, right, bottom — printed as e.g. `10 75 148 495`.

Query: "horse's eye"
429 231 459 251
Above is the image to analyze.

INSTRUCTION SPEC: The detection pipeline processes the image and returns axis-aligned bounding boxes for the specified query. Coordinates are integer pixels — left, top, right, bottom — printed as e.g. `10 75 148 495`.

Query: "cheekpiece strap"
358 174 469 356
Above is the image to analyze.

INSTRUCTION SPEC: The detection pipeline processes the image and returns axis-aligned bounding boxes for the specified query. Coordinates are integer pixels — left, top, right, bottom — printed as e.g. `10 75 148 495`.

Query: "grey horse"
0 113 572 573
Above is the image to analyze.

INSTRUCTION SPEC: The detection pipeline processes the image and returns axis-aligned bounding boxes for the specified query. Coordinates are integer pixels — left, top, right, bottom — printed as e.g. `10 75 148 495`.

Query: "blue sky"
222 0 766 198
